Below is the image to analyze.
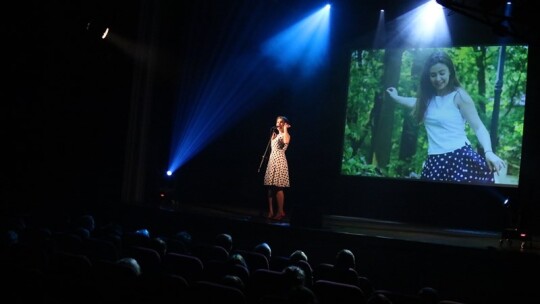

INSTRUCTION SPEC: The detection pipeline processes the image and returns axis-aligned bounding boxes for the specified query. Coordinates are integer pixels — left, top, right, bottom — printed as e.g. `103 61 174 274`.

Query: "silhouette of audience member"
135 228 150 238
333 249 360 285
93 222 123 250
314 248 369 292
200 252 249 285
368 293 393 304
73 227 91 239
168 230 192 254
229 252 249 270
289 250 309 264
254 242 272 261
288 250 313 288
215 233 233 253
221 274 246 292
332 249 374 296
146 236 168 258
283 265 317 304
123 228 152 250
72 214 96 234
96 257 143 303
116 257 142 277
335 249 355 271
2 230 19 249
284 265 307 289
418 286 439 304
1 217 23 254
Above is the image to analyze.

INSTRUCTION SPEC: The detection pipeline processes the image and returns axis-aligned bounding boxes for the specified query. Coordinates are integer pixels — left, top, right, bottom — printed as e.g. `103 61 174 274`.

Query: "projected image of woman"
386 50 506 184
264 115 291 221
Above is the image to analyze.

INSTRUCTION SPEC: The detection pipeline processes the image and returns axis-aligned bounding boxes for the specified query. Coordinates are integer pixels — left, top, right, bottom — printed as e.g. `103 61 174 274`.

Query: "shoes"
266 212 274 219
272 213 286 221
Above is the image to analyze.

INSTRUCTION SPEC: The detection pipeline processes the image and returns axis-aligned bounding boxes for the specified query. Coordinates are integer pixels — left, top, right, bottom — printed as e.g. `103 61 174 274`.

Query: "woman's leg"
267 187 274 218
274 188 285 219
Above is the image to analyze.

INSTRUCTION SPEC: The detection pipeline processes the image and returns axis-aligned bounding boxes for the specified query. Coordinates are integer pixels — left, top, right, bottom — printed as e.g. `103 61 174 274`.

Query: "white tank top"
424 91 470 154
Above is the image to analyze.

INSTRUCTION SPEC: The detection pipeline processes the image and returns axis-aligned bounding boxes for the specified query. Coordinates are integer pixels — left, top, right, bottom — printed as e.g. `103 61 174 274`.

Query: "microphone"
271 126 277 130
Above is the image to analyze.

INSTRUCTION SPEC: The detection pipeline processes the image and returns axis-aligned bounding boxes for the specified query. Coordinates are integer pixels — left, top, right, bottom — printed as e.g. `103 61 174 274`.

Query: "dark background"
3 0 538 233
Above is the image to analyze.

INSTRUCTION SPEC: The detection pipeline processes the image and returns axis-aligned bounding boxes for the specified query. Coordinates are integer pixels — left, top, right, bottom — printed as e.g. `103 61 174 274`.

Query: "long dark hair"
414 51 461 123
277 115 290 124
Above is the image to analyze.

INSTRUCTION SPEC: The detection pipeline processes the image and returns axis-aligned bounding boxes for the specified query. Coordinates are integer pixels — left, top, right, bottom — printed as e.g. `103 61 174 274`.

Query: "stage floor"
161 200 539 255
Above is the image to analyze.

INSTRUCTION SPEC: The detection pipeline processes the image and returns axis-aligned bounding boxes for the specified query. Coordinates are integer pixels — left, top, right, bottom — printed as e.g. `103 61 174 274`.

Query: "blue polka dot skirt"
421 144 494 184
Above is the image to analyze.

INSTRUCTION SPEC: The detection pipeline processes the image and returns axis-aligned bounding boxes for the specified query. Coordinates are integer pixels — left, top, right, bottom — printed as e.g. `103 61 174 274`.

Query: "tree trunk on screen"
371 49 403 170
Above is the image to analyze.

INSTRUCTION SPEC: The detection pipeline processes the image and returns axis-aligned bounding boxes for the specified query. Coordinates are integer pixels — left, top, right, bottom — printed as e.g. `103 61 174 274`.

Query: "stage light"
101 27 110 39
384 0 450 47
373 9 386 48
86 20 110 40
166 170 173 176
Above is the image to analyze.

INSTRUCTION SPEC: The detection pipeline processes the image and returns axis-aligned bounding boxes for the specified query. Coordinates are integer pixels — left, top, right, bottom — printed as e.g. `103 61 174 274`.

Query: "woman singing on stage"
264 115 291 220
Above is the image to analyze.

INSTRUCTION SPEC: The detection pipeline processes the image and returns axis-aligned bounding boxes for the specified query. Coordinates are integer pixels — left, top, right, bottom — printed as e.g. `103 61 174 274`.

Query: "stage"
158 200 539 255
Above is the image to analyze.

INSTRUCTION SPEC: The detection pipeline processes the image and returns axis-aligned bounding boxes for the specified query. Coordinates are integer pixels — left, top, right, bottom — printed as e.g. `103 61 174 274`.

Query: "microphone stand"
258 128 275 173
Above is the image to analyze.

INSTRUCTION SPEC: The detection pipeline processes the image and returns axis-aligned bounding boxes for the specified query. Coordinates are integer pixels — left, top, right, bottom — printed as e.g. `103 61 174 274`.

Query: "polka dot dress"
264 133 290 188
421 144 494 184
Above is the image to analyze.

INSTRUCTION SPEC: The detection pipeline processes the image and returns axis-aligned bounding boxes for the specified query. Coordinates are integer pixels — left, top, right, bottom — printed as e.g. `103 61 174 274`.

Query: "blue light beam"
261 4 331 77
168 4 331 175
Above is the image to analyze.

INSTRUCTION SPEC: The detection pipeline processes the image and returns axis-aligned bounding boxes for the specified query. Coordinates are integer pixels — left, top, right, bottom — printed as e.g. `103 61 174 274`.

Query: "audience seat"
190 280 246 304
313 279 366 304
161 252 204 283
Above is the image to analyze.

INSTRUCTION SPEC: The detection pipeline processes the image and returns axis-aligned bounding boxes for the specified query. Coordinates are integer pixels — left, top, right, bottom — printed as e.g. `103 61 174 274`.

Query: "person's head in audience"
73 214 95 233
135 228 150 238
92 222 124 245
221 274 245 291
167 239 188 254
116 257 142 276
228 252 248 270
2 230 19 249
254 242 272 260
215 233 233 252
101 222 123 238
368 293 393 304
289 250 308 264
172 230 192 253
123 228 148 246
96 222 123 248
147 236 168 257
73 227 90 239
418 286 439 304
335 249 356 270
283 265 306 288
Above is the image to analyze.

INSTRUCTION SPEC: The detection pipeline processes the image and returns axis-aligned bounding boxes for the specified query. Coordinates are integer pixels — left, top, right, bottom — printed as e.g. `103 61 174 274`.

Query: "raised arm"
282 124 291 144
386 87 417 108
